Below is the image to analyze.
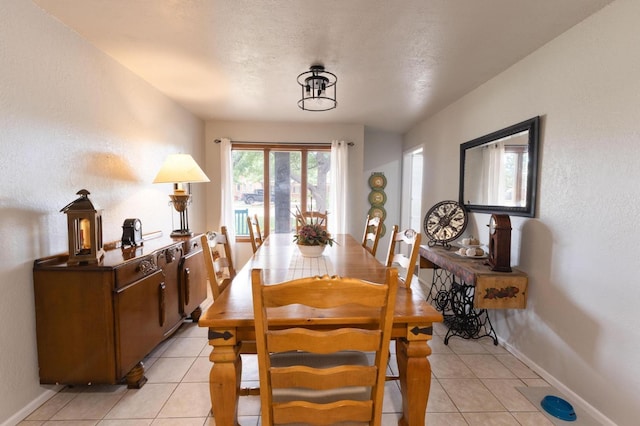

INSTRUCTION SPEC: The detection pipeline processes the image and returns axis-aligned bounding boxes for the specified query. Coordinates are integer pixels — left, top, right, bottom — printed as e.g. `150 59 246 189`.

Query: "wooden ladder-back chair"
385 225 421 289
361 214 383 256
247 214 263 254
200 226 236 299
252 268 399 426
295 210 328 231
201 227 259 396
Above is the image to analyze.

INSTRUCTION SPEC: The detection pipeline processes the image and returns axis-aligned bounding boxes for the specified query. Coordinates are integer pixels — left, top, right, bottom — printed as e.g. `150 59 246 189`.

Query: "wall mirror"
459 116 540 217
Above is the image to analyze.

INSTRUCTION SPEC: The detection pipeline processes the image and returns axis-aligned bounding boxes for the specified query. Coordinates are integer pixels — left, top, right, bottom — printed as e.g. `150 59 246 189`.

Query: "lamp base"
170 229 194 238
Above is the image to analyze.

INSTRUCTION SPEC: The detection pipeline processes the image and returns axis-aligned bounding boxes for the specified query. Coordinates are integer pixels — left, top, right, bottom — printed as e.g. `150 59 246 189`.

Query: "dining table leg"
207 333 242 426
395 337 433 426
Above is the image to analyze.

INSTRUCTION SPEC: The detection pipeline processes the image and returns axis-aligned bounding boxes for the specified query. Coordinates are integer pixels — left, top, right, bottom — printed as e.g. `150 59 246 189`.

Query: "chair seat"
271 351 371 404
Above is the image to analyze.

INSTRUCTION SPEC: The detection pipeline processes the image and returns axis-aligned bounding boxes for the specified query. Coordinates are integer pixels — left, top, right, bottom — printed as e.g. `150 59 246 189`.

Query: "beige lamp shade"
153 154 210 185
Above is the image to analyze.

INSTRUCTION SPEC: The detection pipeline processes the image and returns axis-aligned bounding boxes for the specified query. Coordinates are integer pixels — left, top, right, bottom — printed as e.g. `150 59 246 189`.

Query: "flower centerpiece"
293 210 335 257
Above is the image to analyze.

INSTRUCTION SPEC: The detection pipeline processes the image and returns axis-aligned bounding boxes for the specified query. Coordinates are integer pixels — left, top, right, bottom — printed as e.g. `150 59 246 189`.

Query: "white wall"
363 127 403 262
0 2 205 424
405 0 639 424
204 120 365 266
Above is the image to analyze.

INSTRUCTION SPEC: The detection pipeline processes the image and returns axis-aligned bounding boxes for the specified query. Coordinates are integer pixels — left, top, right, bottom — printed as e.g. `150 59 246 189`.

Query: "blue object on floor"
541 395 577 422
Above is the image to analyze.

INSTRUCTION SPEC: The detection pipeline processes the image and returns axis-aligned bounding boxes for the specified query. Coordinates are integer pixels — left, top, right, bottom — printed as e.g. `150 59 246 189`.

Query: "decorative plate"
423 200 468 248
368 190 387 206
368 206 387 222
368 173 387 189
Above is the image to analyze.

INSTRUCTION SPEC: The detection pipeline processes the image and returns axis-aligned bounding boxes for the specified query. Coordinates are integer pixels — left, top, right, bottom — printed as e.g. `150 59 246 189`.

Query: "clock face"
423 200 468 244
489 216 496 234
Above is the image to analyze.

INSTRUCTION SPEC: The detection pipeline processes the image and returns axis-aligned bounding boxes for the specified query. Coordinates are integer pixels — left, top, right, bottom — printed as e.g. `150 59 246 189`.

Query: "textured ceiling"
33 0 613 133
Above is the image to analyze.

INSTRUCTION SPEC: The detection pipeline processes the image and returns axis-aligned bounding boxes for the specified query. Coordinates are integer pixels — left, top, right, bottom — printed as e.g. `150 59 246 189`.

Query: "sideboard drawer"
115 255 158 289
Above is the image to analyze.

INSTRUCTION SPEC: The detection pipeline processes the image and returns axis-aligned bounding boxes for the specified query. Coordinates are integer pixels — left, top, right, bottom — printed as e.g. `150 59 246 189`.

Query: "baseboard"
1 386 61 426
501 341 616 426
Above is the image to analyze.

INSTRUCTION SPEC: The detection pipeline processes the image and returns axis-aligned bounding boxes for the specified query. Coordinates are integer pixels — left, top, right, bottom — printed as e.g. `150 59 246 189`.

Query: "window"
402 147 423 232
503 145 528 206
231 143 332 240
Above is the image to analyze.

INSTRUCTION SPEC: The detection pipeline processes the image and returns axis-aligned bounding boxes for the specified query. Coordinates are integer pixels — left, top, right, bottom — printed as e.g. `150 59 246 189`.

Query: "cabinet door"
115 270 165 379
155 244 184 334
180 248 207 318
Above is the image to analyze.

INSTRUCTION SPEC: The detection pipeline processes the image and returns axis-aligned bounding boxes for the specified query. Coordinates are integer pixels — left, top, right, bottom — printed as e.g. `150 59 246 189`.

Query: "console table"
419 245 527 344
33 233 207 388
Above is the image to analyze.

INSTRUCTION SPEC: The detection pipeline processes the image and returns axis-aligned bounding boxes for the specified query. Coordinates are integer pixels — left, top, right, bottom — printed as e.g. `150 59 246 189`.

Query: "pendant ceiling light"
297 65 337 111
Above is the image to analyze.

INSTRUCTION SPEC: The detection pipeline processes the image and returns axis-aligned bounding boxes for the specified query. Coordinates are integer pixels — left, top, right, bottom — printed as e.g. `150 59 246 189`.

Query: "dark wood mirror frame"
459 116 540 218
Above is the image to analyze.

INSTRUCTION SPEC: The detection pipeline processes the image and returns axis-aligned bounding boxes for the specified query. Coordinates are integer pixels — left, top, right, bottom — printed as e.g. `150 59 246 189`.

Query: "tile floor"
20 314 557 426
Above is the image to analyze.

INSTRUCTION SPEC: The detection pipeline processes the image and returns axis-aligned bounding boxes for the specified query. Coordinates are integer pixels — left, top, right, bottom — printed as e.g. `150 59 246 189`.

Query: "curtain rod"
213 139 354 146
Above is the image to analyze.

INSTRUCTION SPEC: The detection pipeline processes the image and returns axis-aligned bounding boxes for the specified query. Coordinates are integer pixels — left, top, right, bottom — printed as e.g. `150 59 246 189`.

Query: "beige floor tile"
42 421 99 425
146 337 175 358
459 354 517 379
51 386 127 420
481 379 538 411
162 338 208 358
174 322 208 338
182 357 212 383
146 357 195 383
447 338 491 354
151 418 207 425
199 346 212 358
381 412 402 425
157 383 211 418
104 384 177 420
425 412 468 425
426 379 458 413
439 378 505 412
462 411 520 425
240 354 259 381
429 354 476 379
382 381 403 413
495 354 539 379
479 340 510 355
432 321 449 336
25 390 78 421
17 421 45 425
511 411 556 425
98 420 153 425
237 416 259 426
429 336 454 354
237 395 261 417
522 378 549 387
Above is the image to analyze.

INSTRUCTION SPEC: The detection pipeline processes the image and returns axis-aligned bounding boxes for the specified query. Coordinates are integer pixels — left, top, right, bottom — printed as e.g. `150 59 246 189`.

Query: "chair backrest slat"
295 210 328 231
385 225 421 289
247 214 263 253
361 214 383 256
201 226 236 299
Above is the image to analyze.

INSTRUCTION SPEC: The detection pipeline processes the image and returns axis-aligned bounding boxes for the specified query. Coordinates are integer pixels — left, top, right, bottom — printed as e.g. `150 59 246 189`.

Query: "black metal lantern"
297 65 337 111
61 189 105 265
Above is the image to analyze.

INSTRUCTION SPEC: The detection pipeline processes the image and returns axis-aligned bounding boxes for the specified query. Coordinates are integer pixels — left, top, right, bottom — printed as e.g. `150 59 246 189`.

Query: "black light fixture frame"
297 65 337 111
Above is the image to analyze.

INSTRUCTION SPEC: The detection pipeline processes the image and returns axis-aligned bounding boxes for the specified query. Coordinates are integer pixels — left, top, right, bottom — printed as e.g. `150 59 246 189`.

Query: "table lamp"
153 154 210 237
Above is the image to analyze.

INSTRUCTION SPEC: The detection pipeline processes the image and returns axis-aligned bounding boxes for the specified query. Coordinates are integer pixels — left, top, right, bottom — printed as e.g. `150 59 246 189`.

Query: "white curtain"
329 140 349 234
484 141 505 205
219 138 236 242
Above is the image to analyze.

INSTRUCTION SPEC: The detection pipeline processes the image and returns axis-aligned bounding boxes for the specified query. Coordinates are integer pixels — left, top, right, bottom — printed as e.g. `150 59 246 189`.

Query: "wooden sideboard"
33 233 207 388
419 244 528 344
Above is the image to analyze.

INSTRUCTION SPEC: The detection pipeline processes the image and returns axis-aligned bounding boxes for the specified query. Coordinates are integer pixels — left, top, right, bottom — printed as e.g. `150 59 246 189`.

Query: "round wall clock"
423 200 468 248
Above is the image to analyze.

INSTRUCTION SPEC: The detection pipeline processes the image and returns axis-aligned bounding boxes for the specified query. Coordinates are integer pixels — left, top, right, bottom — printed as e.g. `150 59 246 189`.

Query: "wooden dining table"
198 233 443 426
